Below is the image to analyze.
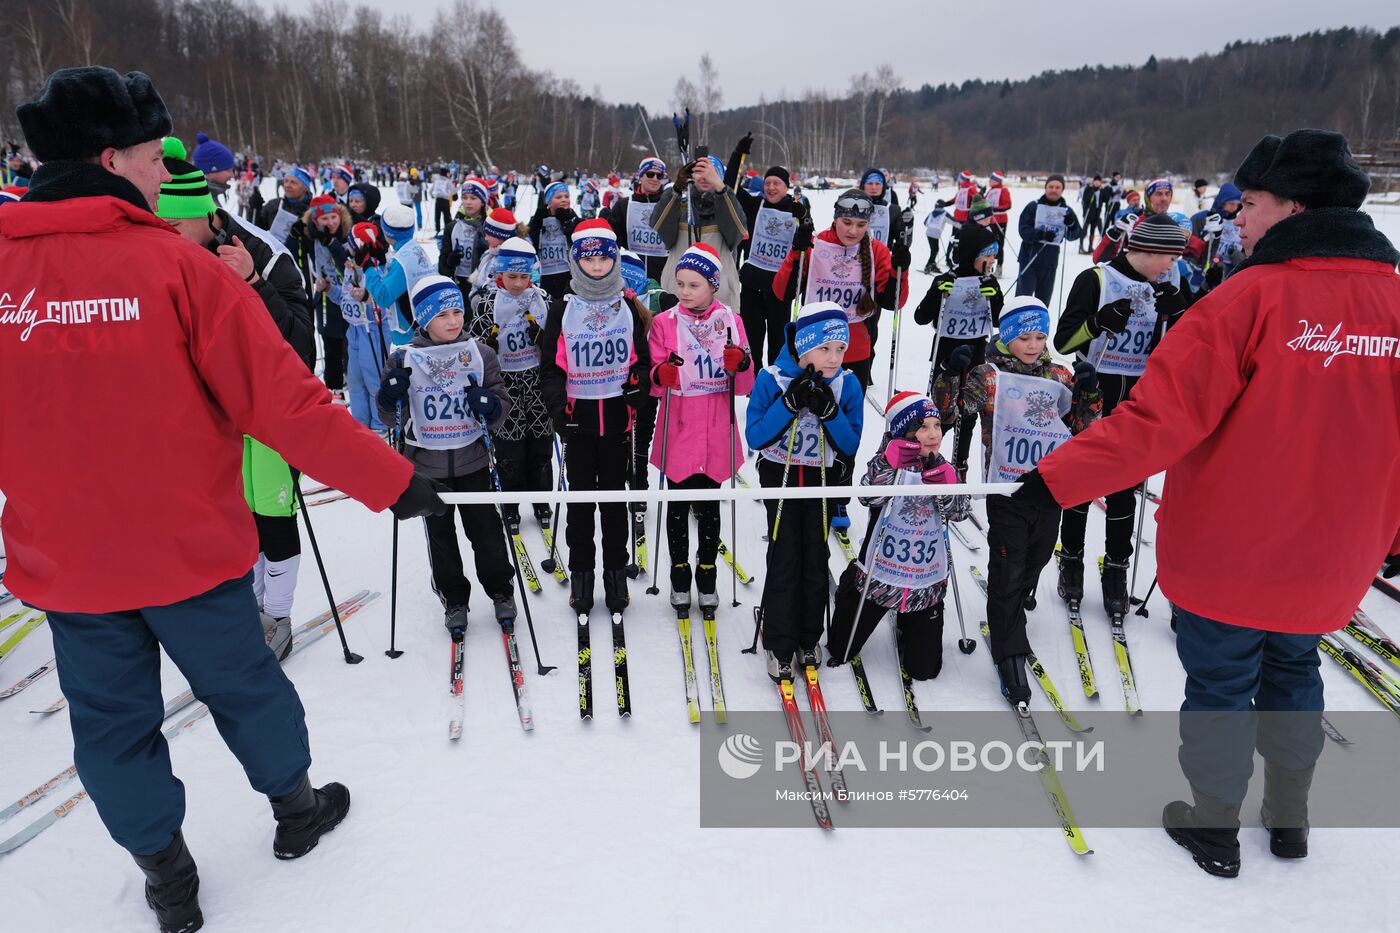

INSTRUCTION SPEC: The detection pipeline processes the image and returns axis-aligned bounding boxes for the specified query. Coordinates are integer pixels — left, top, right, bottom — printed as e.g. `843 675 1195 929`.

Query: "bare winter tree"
697 54 722 142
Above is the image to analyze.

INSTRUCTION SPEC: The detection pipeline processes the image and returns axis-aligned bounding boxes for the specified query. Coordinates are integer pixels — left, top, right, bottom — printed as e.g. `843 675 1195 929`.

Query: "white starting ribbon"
433 482 1017 506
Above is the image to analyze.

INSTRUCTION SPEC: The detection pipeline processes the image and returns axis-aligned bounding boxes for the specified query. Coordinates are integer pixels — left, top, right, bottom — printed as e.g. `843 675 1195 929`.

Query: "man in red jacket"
1015 129 1400 878
0 67 446 933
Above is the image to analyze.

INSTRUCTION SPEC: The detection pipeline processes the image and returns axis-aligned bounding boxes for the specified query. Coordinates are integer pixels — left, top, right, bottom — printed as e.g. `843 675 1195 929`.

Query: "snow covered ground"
3 182 1398 932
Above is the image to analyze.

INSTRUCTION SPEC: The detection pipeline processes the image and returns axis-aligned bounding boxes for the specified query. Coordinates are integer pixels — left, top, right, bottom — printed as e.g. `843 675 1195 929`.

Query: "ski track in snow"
2 182 1398 932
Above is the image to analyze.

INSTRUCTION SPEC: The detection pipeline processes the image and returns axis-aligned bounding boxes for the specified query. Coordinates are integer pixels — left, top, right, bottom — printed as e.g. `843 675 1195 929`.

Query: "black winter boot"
1261 761 1313 859
996 654 1032 706
270 775 351 860
1101 558 1130 616
1056 549 1085 602
132 831 203 933
569 571 594 614
1162 796 1241 878
602 568 630 613
670 563 692 609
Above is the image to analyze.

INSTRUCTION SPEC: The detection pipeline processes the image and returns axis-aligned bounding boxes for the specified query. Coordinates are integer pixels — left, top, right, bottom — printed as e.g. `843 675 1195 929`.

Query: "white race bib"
562 296 633 399
268 206 298 245
449 220 479 279
747 205 797 273
1087 264 1157 377
940 276 992 340
626 200 667 258
868 470 948 590
987 371 1073 483
803 238 869 322
404 341 486 450
868 202 891 244
492 287 548 373
758 368 842 467
539 218 569 276
1034 203 1069 244
674 306 735 397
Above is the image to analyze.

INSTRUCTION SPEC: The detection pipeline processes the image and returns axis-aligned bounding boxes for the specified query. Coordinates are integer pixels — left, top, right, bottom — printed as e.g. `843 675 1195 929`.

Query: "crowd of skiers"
3 64 1399 933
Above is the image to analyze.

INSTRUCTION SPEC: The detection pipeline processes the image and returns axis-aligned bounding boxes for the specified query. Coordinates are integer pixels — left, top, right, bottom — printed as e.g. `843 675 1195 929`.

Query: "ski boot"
443 604 469 639
269 775 351 860
996 654 1032 707
133 831 203 933
1056 548 1085 602
260 611 292 662
798 644 822 670
921 259 940 275
569 571 594 614
602 568 630 613
1101 557 1130 616
830 503 851 530
767 650 795 684
502 505 522 533
491 592 517 624
1023 587 1038 611
670 563 692 610
1162 797 1242 878
1261 762 1313 859
533 503 553 525
696 562 719 610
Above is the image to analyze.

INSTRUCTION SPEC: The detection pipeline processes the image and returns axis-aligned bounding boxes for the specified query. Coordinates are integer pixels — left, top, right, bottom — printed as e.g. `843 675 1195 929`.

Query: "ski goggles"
833 194 875 220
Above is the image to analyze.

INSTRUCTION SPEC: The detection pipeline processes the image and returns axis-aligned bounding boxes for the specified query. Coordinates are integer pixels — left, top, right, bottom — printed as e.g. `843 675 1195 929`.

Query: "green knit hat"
157 151 217 220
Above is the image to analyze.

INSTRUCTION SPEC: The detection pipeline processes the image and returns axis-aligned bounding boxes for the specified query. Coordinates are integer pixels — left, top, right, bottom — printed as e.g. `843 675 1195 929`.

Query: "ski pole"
1126 481 1150 611
885 301 902 409
726 329 741 608
1054 238 1069 316
742 418 800 655
626 424 638 577
293 484 362 664
544 434 566 575
944 520 975 654
645 384 673 596
386 400 405 659
840 472 902 665
1133 574 1158 618
474 407 555 676
818 425 833 648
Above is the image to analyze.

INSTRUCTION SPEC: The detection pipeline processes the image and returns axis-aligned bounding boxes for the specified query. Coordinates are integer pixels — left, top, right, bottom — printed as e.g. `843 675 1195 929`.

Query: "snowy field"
3 181 1399 932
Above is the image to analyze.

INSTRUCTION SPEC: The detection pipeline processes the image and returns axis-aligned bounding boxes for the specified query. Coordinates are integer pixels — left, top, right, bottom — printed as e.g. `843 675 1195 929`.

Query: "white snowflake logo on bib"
584 303 614 332
1023 388 1059 427
829 254 856 280
897 496 937 525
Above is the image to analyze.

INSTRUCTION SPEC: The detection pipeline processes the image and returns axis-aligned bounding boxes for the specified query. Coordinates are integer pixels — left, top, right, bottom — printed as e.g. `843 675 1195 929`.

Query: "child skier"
529 181 580 301
1052 214 1190 614
470 208 527 291
342 223 396 431
376 274 516 635
745 303 865 681
538 219 653 613
912 211 1003 478
826 391 970 678
934 297 1101 704
647 244 755 610
466 237 555 532
439 176 491 286
353 202 435 347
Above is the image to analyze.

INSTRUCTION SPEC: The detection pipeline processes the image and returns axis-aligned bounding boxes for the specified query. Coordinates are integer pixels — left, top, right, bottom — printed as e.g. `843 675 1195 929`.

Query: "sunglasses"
835 195 874 213
642 171 666 179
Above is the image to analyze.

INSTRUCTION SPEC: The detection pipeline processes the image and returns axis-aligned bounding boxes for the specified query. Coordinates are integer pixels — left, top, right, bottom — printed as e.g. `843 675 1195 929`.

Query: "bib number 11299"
570 337 628 369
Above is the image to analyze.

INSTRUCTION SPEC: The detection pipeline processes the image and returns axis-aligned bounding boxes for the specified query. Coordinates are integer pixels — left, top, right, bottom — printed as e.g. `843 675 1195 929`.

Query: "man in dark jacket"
257 163 314 292
3 67 448 933
1015 174 1083 306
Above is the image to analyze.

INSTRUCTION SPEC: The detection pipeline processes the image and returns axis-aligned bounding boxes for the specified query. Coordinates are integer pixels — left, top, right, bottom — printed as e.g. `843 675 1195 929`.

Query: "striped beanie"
496 236 537 275
380 203 417 242
331 163 355 184
156 157 217 219
789 302 850 359
460 176 490 207
409 274 465 328
968 196 994 223
570 218 617 261
959 170 975 184
990 170 1006 184
997 297 1051 347
674 243 721 290
886 391 935 439
638 157 667 177
309 194 337 218
1126 213 1188 254
484 208 517 241
542 181 569 207
1145 177 1172 197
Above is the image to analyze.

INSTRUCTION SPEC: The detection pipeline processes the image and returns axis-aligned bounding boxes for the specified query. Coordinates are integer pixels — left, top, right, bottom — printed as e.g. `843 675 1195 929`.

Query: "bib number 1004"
1002 436 1056 466
570 337 629 369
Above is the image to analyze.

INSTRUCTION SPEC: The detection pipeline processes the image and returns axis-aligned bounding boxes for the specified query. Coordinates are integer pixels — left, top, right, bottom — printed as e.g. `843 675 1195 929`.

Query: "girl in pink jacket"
648 243 756 610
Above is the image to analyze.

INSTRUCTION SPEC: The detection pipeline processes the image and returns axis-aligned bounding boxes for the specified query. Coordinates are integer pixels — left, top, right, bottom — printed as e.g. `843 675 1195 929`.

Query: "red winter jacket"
1039 212 1400 634
986 182 1012 225
0 194 413 612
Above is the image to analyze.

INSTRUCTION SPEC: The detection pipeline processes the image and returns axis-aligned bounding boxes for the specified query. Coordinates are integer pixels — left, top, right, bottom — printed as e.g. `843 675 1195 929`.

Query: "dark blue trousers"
47 572 311 856
1014 259 1058 306
1174 606 1324 806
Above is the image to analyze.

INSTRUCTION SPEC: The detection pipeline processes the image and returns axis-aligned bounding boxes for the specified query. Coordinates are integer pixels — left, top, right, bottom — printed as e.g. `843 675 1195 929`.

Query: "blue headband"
411 277 465 328
791 305 850 358
998 304 1051 345
543 182 568 206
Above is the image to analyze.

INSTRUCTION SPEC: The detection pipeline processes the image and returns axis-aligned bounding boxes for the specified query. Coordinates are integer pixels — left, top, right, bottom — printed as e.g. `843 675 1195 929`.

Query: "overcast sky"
265 1 1397 113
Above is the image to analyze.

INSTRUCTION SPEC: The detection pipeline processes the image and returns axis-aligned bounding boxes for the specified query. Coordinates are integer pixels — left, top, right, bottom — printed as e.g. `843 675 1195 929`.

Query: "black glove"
932 271 957 293
1072 361 1099 394
526 316 542 345
558 401 581 438
445 247 464 270
1011 468 1059 511
791 219 815 252
978 274 1002 299
806 372 838 420
1038 227 1058 243
391 474 452 520
289 219 307 243
622 362 649 408
890 239 911 269
1094 297 1134 335
781 374 812 415
1204 263 1224 291
672 161 694 190
464 377 500 420
1152 281 1180 303
735 132 754 157
1383 553 1400 579
377 365 412 408
944 345 974 375
483 327 499 352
